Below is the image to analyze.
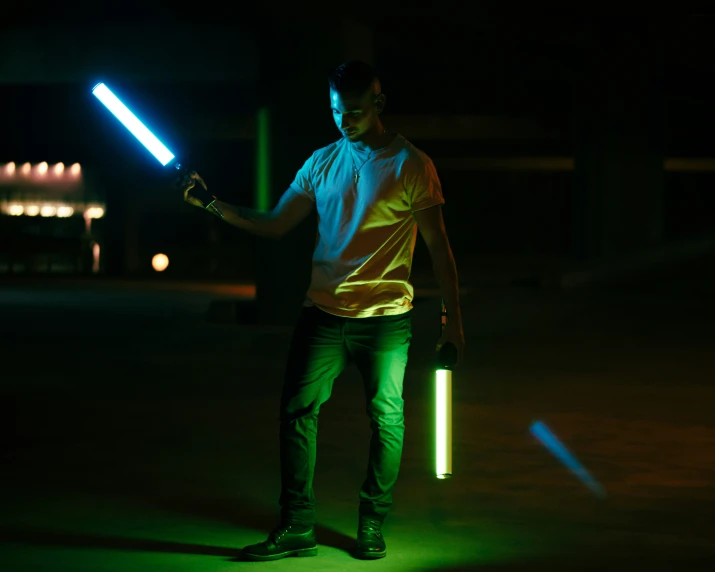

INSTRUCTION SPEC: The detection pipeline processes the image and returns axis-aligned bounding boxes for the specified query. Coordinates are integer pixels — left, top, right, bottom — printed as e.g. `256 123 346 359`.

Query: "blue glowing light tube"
91 82 175 166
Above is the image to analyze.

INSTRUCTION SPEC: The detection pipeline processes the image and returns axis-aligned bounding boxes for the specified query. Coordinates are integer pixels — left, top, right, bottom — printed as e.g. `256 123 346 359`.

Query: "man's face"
330 88 379 142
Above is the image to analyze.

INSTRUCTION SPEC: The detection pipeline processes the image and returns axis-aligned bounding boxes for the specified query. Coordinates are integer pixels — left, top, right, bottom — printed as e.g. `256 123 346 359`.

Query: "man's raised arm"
182 171 314 239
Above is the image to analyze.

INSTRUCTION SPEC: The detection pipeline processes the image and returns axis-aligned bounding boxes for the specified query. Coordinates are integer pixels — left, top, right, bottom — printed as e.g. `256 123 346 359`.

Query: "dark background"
2 9 715 322
2 9 715 570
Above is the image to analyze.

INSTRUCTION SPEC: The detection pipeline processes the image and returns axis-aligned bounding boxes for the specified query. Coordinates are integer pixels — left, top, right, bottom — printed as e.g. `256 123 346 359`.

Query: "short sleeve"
289 152 316 202
405 155 445 212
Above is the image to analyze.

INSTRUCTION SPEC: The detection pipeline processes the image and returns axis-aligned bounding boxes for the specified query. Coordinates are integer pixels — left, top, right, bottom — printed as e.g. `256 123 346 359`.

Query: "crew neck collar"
347 132 400 155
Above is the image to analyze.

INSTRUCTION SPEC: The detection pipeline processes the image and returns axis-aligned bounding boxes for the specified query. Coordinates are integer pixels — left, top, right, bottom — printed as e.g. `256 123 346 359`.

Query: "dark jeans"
278 305 412 527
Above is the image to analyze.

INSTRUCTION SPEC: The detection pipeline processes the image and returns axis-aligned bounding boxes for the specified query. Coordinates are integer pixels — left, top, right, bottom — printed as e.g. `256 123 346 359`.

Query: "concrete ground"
1 256 714 571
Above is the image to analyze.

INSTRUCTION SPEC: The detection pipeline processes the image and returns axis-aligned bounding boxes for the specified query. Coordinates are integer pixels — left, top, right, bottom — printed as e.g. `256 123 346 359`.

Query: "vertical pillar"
255 107 271 213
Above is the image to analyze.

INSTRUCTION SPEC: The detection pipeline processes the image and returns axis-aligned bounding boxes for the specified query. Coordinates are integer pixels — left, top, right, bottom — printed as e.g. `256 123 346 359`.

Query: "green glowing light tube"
436 299 457 479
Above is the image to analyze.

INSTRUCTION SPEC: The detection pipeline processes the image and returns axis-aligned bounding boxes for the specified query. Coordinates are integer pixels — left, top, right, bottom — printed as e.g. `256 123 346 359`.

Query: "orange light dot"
152 253 169 272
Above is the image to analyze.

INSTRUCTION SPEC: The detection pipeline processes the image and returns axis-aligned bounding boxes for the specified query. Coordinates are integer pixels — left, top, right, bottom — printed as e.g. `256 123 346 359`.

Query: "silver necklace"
350 147 373 184
349 129 389 184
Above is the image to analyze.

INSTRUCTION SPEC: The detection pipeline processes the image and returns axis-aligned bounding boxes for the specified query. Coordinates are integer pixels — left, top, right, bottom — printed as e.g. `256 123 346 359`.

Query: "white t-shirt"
290 133 444 318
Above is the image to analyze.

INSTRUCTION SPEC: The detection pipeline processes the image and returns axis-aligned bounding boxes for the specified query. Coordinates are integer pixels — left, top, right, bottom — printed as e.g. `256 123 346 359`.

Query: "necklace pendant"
354 172 359 184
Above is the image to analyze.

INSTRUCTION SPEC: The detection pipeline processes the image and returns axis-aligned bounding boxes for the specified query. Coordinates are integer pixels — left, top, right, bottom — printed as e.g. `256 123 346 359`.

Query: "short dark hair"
328 60 378 94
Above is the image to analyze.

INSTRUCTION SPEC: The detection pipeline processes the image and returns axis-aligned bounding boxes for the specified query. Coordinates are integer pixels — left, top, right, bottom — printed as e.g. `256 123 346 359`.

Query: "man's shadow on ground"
1 488 355 563
143 491 356 559
0 524 239 558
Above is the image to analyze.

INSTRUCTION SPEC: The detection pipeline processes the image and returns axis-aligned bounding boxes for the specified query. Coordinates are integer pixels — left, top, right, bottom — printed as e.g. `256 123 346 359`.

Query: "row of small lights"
1 161 96 217
3 203 104 218
1 162 82 177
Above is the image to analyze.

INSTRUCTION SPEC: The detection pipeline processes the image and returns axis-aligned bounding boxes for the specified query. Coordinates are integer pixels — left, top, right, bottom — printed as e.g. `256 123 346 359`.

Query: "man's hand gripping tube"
174 162 224 218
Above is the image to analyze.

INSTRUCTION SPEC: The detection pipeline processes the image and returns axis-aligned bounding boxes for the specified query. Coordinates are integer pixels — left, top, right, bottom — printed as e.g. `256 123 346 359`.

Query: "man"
181 60 464 561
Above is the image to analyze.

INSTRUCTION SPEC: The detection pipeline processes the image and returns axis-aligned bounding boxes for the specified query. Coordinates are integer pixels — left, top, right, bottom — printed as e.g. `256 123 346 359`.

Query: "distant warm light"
85 206 104 219
152 253 169 272
0 161 84 181
56 206 74 218
2 202 106 218
92 242 100 274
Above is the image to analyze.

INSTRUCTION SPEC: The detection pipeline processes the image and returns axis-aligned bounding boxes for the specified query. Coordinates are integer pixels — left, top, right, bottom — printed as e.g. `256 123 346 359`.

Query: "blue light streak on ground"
530 420 606 498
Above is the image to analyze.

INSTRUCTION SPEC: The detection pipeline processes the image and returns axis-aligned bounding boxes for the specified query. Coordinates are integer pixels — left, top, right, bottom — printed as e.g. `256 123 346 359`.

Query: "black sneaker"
241 523 318 561
355 518 386 559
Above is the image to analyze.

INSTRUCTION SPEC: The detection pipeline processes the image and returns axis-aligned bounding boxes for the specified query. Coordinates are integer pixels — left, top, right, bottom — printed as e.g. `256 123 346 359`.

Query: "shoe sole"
355 549 387 560
241 546 318 561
